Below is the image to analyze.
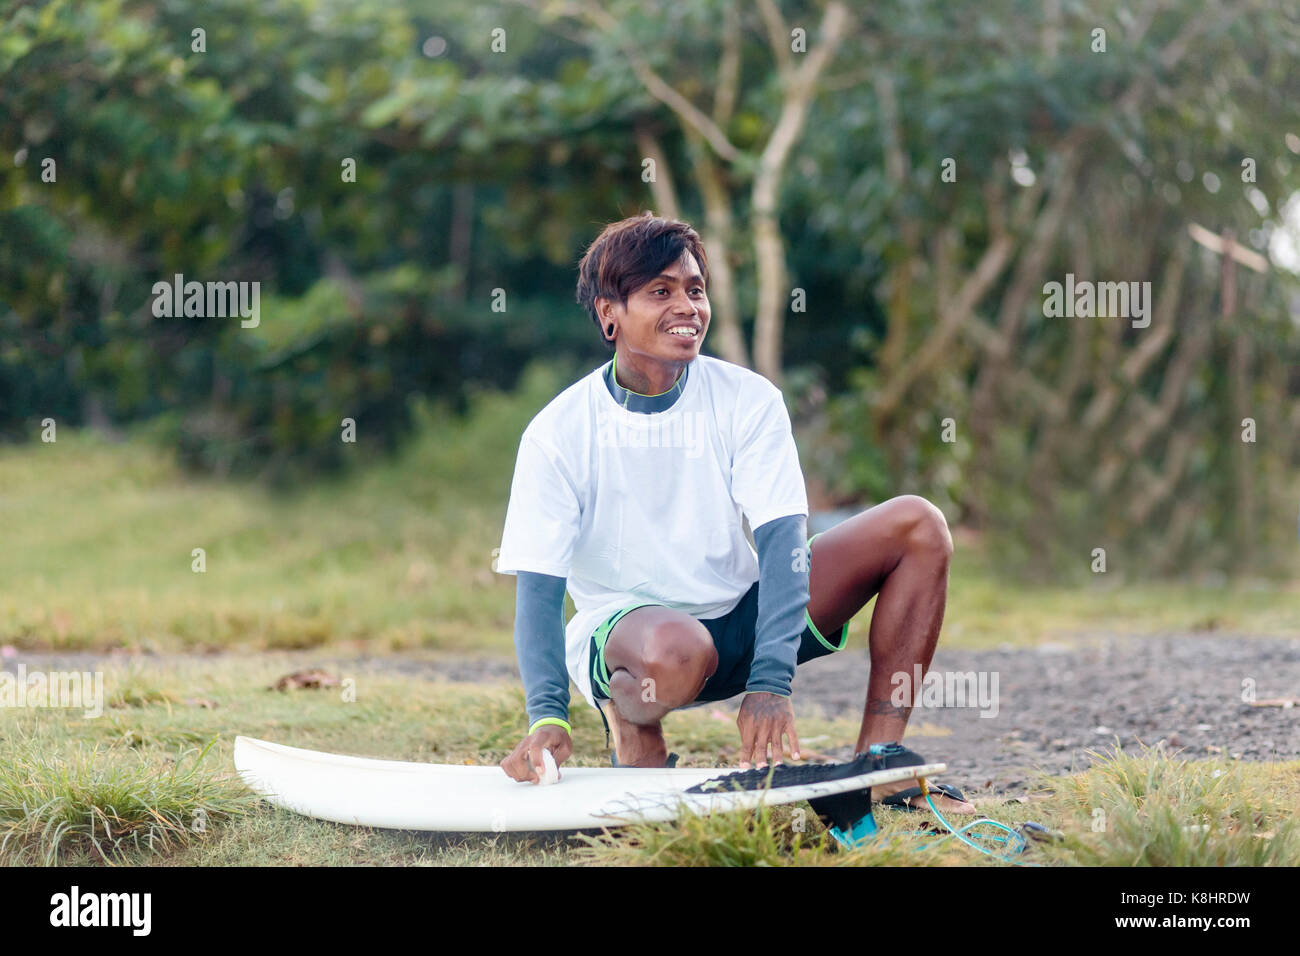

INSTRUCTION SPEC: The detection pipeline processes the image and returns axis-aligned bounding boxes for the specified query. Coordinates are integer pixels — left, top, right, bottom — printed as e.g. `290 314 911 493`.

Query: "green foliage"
2 0 1298 574
0 0 613 473
787 0 1300 577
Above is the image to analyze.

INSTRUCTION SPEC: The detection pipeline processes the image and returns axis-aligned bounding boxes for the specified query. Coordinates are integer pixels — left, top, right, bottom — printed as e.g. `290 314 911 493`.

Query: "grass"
1044 744 1300 866
943 563 1300 647
0 656 1295 866
0 355 1297 865
0 360 575 657
573 745 1300 868
1 358 1296 658
0 734 248 865
0 656 872 865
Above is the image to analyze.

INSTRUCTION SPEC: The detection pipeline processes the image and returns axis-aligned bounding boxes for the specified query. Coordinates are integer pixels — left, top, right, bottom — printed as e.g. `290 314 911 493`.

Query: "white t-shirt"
494 353 809 708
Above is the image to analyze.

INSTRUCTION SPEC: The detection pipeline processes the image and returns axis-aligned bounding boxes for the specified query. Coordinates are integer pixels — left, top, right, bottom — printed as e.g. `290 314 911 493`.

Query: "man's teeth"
668 327 698 336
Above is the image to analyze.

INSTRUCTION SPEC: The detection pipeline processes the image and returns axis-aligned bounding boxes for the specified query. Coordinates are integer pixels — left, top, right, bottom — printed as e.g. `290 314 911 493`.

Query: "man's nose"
671 290 699 314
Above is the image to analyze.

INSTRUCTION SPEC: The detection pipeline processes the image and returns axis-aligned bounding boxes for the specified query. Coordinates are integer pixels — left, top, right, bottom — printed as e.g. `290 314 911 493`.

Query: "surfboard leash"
828 776 1042 866
882 777 1043 866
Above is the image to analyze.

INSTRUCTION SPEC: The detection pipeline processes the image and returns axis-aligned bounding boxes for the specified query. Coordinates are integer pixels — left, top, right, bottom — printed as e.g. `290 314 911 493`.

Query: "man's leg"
600 607 719 767
806 495 975 813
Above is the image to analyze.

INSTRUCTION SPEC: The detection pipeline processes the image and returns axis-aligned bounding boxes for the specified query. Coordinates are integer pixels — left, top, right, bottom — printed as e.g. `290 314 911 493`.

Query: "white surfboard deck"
234 735 946 832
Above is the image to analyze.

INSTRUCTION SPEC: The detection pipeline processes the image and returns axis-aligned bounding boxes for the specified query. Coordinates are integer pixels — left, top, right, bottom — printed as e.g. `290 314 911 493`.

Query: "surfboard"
234 735 946 832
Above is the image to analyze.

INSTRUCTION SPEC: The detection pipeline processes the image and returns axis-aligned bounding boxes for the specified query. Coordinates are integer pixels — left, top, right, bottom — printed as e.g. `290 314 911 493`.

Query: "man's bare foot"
874 777 978 815
602 702 669 767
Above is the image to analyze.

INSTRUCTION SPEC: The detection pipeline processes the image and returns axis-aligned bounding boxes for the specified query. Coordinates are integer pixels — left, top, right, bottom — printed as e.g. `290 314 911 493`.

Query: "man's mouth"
665 325 700 339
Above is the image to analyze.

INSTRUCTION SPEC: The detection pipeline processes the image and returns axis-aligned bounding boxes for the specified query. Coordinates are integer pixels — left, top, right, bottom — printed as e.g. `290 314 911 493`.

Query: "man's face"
599 252 709 363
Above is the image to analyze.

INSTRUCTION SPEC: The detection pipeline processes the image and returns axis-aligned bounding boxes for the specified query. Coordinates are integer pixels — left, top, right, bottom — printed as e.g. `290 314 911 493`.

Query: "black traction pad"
683 745 925 795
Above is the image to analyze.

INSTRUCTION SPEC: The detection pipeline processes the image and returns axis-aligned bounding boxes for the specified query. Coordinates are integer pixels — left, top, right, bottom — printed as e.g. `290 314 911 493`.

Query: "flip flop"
879 782 967 812
611 751 679 768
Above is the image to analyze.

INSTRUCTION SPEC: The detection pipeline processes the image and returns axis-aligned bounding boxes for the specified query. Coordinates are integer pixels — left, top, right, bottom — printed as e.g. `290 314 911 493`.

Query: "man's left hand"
736 692 800 769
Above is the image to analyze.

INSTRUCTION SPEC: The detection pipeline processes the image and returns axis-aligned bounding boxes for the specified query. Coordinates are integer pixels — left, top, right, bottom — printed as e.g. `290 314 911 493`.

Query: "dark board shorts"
589 532 850 704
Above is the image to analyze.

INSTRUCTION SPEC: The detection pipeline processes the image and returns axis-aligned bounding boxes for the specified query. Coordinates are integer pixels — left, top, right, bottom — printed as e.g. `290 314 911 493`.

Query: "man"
495 212 973 813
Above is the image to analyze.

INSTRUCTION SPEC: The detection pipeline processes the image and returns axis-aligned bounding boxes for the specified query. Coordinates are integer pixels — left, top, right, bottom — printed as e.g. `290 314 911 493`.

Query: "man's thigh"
805 498 928 637
602 604 705 674
610 576 852 706
595 530 868 706
594 589 754 705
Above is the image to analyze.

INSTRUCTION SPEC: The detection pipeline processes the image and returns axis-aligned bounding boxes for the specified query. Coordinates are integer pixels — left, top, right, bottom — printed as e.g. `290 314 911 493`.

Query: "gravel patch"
780 633 1300 797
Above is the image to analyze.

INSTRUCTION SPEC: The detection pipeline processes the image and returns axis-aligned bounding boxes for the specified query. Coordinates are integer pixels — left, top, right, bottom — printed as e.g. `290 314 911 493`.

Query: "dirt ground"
10 633 1299 803
782 634 1300 800
298 633 1300 801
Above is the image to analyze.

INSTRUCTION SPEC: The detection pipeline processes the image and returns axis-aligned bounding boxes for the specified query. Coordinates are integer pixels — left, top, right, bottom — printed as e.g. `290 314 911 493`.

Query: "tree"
790 0 1300 575
514 0 854 385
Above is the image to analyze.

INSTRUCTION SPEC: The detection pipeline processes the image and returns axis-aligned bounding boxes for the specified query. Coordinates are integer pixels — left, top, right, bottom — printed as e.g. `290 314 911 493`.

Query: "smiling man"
495 212 973 813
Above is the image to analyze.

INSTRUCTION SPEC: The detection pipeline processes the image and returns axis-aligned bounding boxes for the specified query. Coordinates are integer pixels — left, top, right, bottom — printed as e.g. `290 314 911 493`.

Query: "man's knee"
639 618 718 704
886 495 953 562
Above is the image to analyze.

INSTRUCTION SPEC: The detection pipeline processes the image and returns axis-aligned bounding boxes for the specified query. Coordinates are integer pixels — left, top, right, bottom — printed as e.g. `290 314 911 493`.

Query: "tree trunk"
685 129 748 368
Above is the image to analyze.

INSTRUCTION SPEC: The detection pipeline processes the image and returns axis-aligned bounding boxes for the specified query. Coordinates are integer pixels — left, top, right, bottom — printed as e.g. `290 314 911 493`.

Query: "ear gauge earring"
606 324 615 340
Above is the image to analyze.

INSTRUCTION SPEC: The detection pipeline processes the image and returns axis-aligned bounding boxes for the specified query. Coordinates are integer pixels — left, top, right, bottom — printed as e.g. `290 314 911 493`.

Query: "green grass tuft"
573 800 830 867
0 735 252 865
1040 745 1300 866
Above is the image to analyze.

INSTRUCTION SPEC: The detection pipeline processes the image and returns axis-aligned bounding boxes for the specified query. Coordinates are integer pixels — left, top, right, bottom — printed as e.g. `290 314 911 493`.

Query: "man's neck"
613 351 686 396
605 353 689 413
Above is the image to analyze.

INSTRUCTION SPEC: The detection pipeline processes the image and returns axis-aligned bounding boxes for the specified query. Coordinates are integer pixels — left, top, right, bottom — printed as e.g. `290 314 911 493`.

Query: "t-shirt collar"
603 353 691 413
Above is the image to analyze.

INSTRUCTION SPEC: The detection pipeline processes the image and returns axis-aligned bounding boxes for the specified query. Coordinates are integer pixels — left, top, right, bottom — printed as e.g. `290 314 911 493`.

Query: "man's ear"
598 299 618 340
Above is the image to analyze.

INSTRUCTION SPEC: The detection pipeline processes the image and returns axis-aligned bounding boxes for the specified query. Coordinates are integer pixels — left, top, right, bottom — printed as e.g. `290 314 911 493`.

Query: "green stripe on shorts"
591 602 661 696
806 532 850 652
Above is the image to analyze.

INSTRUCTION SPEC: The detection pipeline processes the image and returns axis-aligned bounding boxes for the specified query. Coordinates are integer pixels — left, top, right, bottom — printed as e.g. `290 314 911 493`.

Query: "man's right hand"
500 725 573 783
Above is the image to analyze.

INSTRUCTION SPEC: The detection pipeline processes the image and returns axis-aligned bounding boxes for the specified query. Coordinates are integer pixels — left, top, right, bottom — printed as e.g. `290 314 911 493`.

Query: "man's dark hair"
576 211 710 352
